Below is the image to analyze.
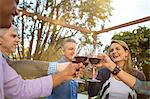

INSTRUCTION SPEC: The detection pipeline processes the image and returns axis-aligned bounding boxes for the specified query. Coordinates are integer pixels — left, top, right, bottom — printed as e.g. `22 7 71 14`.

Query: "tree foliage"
13 0 112 61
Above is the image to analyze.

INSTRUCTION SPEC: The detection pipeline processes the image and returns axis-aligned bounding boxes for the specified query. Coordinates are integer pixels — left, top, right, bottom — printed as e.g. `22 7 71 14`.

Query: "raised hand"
61 63 84 81
97 53 116 71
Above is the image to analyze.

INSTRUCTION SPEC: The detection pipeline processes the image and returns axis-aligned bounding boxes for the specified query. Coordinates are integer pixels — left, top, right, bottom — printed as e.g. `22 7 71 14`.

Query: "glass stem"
92 66 96 79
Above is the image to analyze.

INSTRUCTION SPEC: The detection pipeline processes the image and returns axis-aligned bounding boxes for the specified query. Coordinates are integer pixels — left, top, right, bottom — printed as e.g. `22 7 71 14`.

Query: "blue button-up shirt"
47 55 78 99
133 79 150 96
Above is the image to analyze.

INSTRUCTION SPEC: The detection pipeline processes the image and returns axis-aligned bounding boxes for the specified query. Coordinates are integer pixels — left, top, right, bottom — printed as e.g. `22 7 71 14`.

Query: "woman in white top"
89 40 147 99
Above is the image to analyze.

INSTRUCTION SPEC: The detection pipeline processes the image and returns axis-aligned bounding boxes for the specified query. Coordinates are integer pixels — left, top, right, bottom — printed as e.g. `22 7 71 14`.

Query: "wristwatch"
112 65 121 75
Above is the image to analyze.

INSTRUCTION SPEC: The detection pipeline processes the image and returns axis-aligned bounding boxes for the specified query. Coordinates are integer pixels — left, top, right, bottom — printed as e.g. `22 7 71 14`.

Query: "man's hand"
61 63 83 80
52 63 83 88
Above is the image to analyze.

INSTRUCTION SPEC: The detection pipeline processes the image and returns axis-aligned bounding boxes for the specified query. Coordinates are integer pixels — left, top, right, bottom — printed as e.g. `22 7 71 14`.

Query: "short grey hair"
0 25 16 37
61 39 77 50
0 28 8 37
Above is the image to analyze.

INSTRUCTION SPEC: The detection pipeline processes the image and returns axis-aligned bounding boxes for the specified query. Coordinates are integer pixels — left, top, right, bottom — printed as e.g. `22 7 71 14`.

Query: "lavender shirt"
0 52 53 99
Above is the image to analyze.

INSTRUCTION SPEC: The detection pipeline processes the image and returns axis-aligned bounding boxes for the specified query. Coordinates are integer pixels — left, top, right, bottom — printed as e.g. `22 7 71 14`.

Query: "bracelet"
111 65 121 75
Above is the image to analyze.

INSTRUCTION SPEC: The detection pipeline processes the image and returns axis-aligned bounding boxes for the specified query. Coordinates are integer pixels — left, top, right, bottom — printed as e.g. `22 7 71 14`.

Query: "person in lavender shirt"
0 0 73 80
0 0 84 98
0 24 84 99
0 0 50 79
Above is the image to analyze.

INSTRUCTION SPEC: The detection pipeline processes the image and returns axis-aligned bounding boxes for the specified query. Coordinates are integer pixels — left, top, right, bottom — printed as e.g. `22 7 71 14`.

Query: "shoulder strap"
88 68 111 97
99 82 110 99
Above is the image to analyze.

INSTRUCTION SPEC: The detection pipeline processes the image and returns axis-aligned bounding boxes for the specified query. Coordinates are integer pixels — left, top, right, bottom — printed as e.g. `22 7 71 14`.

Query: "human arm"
8 60 49 78
51 62 81 88
4 59 52 98
130 69 147 98
97 53 150 96
8 60 70 79
3 58 80 98
133 79 150 95
106 64 150 96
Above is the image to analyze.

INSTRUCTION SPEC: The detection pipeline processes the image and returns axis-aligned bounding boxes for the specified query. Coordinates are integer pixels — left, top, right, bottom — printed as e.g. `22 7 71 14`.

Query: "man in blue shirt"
47 39 78 99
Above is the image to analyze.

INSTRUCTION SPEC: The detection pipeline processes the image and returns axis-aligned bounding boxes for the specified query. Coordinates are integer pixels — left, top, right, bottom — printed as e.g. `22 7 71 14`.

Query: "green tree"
112 26 150 80
14 0 113 61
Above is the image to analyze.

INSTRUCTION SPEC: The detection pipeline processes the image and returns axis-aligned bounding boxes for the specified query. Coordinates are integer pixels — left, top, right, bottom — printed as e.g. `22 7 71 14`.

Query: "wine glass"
72 46 89 83
87 48 101 82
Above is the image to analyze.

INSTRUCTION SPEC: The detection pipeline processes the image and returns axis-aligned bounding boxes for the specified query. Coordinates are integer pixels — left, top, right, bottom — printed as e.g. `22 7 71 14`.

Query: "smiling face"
63 42 77 62
109 43 129 66
0 0 19 28
0 26 19 55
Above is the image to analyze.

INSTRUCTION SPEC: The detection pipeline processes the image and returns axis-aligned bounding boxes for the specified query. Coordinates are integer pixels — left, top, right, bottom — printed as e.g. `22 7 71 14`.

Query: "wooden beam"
18 9 93 35
18 9 150 35
94 16 150 34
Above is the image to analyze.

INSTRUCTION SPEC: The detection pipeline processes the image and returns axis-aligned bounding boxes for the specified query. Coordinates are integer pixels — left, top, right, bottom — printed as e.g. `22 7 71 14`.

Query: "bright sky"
98 0 150 46
19 0 150 52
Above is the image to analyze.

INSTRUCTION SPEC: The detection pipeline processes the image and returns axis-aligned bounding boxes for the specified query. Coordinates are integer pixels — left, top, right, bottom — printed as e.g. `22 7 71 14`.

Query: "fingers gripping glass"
72 46 88 83
87 48 101 82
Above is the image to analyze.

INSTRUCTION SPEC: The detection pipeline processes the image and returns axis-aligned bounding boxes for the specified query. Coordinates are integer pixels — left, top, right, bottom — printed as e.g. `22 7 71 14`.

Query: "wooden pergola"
18 9 150 47
18 9 150 34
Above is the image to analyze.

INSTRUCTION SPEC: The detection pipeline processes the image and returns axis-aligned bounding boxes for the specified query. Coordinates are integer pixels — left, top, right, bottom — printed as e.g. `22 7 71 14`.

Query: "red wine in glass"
74 56 88 63
72 56 88 83
72 56 88 67
87 57 101 82
89 58 101 64
72 56 88 71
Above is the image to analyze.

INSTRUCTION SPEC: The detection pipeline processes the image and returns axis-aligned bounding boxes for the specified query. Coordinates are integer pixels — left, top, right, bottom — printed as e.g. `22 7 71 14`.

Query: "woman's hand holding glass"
96 53 116 71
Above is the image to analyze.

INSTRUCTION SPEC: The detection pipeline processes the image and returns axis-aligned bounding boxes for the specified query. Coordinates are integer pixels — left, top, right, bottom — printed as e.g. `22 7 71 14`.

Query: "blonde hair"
110 40 136 75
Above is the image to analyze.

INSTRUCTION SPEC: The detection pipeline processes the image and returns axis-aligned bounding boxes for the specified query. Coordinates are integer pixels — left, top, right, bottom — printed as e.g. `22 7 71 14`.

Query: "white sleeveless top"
100 74 137 99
